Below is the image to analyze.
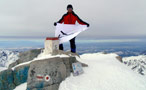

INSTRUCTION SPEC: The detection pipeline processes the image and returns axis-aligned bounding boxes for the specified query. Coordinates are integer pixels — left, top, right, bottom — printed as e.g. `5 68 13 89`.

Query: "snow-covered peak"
59 53 146 90
123 55 146 75
0 50 19 69
14 53 146 90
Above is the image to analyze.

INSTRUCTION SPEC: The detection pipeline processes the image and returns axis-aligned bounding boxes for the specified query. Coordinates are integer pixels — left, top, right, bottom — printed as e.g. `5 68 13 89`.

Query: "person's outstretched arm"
74 13 89 27
54 14 65 26
57 15 64 23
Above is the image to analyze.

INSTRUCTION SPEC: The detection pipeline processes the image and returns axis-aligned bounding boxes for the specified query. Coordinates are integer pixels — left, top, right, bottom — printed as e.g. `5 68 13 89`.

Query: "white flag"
55 23 88 44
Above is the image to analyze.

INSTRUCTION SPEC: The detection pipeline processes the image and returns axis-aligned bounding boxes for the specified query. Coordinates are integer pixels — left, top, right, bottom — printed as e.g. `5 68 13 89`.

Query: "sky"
0 0 146 39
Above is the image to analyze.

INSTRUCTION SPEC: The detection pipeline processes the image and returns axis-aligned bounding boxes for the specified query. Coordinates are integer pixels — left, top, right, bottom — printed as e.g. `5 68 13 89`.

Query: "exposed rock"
9 49 42 68
0 69 15 90
81 63 88 67
53 50 89 67
27 57 76 90
116 56 123 62
0 62 30 90
13 64 30 86
123 55 146 75
102 51 108 54
0 48 87 90
30 84 59 90
8 61 18 69
52 50 80 57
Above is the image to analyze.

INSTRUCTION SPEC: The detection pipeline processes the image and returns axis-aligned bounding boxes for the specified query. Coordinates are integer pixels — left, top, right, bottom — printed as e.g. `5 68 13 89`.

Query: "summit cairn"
44 37 59 54
0 37 87 90
26 37 87 90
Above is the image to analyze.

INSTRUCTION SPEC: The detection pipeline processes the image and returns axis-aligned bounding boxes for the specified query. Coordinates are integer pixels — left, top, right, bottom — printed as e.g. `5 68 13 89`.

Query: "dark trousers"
59 37 76 53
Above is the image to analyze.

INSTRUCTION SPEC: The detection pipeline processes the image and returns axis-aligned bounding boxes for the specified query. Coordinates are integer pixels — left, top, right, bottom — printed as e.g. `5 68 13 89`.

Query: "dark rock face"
0 64 30 90
27 57 77 90
13 64 30 86
52 50 80 57
0 49 86 90
9 49 42 68
29 84 59 90
0 69 15 90
116 56 123 62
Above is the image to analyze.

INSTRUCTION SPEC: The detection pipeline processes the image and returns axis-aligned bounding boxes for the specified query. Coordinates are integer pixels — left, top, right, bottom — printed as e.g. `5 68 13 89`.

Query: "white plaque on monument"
72 62 84 76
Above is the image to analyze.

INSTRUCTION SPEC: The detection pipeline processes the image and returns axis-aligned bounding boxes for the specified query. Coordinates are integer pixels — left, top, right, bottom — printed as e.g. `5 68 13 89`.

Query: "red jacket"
57 11 89 25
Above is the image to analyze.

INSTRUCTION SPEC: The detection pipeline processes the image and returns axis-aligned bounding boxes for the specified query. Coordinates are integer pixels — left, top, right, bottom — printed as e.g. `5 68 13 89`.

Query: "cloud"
0 0 146 38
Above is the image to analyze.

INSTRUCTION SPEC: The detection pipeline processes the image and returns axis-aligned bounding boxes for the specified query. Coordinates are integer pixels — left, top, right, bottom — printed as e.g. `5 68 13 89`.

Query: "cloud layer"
0 0 146 38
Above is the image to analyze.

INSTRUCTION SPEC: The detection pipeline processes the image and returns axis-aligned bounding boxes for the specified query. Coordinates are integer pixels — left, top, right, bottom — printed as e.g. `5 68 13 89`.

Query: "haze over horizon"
0 0 146 39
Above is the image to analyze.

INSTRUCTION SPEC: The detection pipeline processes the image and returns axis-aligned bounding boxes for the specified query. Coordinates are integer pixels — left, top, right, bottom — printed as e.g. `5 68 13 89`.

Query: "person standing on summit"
54 4 89 53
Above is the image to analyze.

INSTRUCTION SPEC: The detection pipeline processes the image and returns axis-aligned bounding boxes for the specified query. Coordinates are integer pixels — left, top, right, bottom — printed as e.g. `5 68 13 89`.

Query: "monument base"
44 37 59 54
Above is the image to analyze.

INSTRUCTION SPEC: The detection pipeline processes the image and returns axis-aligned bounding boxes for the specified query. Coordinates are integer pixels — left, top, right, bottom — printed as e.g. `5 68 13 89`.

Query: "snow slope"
14 53 146 90
14 83 27 90
59 53 146 90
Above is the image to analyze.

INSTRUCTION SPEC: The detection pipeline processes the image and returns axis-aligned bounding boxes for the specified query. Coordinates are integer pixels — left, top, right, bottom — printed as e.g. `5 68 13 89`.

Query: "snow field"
14 53 146 90
59 53 146 90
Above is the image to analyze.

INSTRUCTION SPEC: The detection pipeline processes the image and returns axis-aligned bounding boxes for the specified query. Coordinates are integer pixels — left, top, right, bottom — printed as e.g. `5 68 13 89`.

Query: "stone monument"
44 37 59 54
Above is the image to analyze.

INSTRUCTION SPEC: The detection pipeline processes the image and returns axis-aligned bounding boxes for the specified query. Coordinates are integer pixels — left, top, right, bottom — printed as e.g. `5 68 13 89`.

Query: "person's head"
67 4 73 13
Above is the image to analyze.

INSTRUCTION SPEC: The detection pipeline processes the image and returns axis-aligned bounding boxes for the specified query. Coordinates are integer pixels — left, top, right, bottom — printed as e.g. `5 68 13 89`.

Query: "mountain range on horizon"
0 49 146 77
0 49 146 90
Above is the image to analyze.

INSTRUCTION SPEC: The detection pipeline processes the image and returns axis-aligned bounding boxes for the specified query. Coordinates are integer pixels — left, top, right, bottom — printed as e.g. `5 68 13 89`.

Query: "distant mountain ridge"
1 49 146 77
0 50 19 68
141 50 146 55
123 55 146 76
0 49 146 90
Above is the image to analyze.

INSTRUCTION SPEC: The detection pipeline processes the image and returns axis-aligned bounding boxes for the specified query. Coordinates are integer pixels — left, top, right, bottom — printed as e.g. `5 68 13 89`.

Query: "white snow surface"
14 83 27 90
59 53 146 90
0 67 7 72
14 53 146 90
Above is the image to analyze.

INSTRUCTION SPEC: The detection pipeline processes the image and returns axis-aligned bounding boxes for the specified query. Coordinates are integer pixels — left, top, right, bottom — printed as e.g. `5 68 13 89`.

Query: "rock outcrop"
0 64 30 90
116 56 123 62
0 48 87 90
13 64 30 86
123 55 146 75
9 49 42 69
0 69 15 90
27 57 76 90
0 49 42 90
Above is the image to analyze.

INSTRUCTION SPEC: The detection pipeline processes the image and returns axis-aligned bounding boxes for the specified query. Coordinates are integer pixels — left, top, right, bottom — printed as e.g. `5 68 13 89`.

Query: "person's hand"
54 22 57 26
87 23 90 27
